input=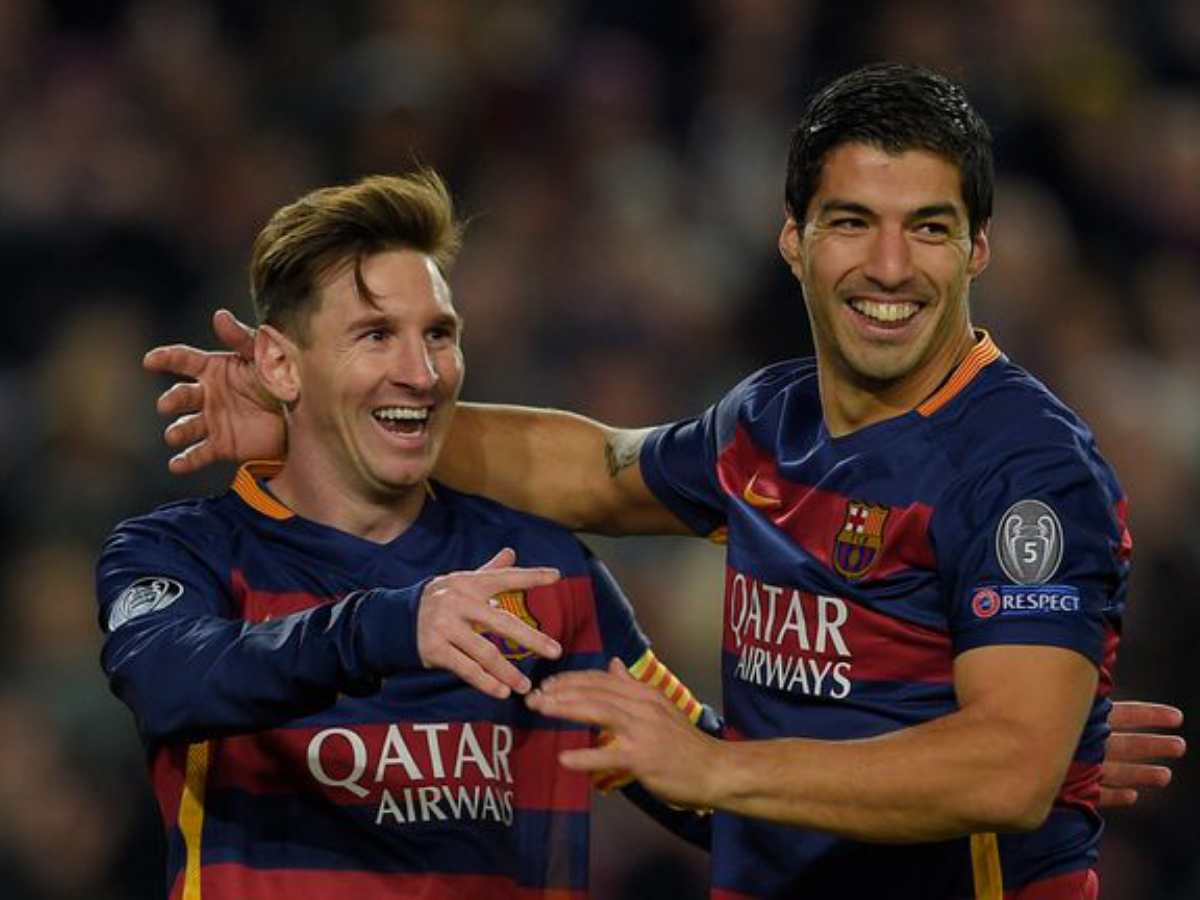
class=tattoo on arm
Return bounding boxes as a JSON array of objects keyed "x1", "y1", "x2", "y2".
[{"x1": 605, "y1": 429, "x2": 649, "y2": 478}]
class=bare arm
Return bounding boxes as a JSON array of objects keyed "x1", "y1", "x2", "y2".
[
  {"x1": 435, "y1": 402, "x2": 691, "y2": 537},
  {"x1": 529, "y1": 644, "x2": 1097, "y2": 841}
]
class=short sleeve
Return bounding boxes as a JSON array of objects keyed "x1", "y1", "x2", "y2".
[
  {"x1": 639, "y1": 371, "x2": 768, "y2": 537},
  {"x1": 935, "y1": 444, "x2": 1127, "y2": 667}
]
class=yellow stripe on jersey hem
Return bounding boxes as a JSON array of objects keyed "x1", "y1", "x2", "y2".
[
  {"x1": 180, "y1": 741, "x2": 211, "y2": 900},
  {"x1": 970, "y1": 832, "x2": 1003, "y2": 900}
]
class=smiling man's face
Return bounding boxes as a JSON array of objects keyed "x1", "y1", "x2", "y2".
[
  {"x1": 780, "y1": 142, "x2": 990, "y2": 395},
  {"x1": 289, "y1": 248, "x2": 464, "y2": 500}
]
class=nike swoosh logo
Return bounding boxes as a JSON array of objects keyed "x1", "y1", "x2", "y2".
[{"x1": 743, "y1": 472, "x2": 782, "y2": 509}]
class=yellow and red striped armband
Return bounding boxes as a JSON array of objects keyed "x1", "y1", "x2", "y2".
[{"x1": 592, "y1": 649, "x2": 704, "y2": 793}]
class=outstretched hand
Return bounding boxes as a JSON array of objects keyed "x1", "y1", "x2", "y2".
[
  {"x1": 418, "y1": 548, "x2": 563, "y2": 699},
  {"x1": 144, "y1": 309, "x2": 286, "y2": 473},
  {"x1": 527, "y1": 657, "x2": 721, "y2": 810},
  {"x1": 1100, "y1": 701, "x2": 1186, "y2": 808}
]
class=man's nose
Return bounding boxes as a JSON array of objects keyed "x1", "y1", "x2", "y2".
[
  {"x1": 388, "y1": 335, "x2": 438, "y2": 390},
  {"x1": 861, "y1": 224, "x2": 915, "y2": 290}
]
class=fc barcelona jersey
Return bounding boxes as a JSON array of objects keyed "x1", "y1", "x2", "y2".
[
  {"x1": 97, "y1": 464, "x2": 689, "y2": 900},
  {"x1": 640, "y1": 334, "x2": 1127, "y2": 899}
]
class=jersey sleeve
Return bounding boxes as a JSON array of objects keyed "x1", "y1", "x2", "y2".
[
  {"x1": 934, "y1": 443, "x2": 1127, "y2": 668},
  {"x1": 97, "y1": 516, "x2": 428, "y2": 745},
  {"x1": 639, "y1": 373, "x2": 759, "y2": 538}
]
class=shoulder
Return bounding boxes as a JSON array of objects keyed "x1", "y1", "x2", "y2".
[
  {"x1": 723, "y1": 358, "x2": 818, "y2": 415},
  {"x1": 706, "y1": 358, "x2": 820, "y2": 449},
  {"x1": 934, "y1": 358, "x2": 1120, "y2": 492},
  {"x1": 929, "y1": 360, "x2": 1126, "y2": 542},
  {"x1": 101, "y1": 494, "x2": 239, "y2": 562},
  {"x1": 431, "y1": 485, "x2": 592, "y2": 575}
]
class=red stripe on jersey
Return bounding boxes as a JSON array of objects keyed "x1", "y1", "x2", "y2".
[
  {"x1": 1005, "y1": 868, "x2": 1098, "y2": 899},
  {"x1": 526, "y1": 577, "x2": 602, "y2": 655},
  {"x1": 711, "y1": 890, "x2": 759, "y2": 900},
  {"x1": 230, "y1": 570, "x2": 335, "y2": 621},
  {"x1": 1056, "y1": 760, "x2": 1100, "y2": 813},
  {"x1": 722, "y1": 567, "x2": 953, "y2": 683},
  {"x1": 200, "y1": 864, "x2": 585, "y2": 899},
  {"x1": 206, "y1": 723, "x2": 592, "y2": 812},
  {"x1": 150, "y1": 743, "x2": 189, "y2": 828},
  {"x1": 512, "y1": 728, "x2": 593, "y2": 812},
  {"x1": 229, "y1": 573, "x2": 600, "y2": 654},
  {"x1": 1097, "y1": 626, "x2": 1119, "y2": 698},
  {"x1": 717, "y1": 425, "x2": 936, "y2": 581},
  {"x1": 1113, "y1": 498, "x2": 1132, "y2": 564}
]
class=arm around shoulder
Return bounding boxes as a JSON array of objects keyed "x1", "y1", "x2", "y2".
[{"x1": 435, "y1": 402, "x2": 690, "y2": 536}]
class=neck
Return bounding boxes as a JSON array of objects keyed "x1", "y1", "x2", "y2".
[
  {"x1": 819, "y1": 323, "x2": 977, "y2": 437},
  {"x1": 267, "y1": 446, "x2": 427, "y2": 544}
]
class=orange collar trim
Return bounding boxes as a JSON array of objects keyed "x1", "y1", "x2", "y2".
[
  {"x1": 231, "y1": 460, "x2": 438, "y2": 521},
  {"x1": 232, "y1": 460, "x2": 293, "y2": 521},
  {"x1": 916, "y1": 331, "x2": 1003, "y2": 418}
]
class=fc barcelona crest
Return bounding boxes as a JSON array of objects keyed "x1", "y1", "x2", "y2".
[
  {"x1": 483, "y1": 590, "x2": 540, "y2": 660},
  {"x1": 833, "y1": 501, "x2": 891, "y2": 580}
]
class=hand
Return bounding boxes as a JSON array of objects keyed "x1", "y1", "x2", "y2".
[
  {"x1": 1100, "y1": 701, "x2": 1186, "y2": 808},
  {"x1": 144, "y1": 309, "x2": 286, "y2": 474},
  {"x1": 526, "y1": 657, "x2": 721, "y2": 810},
  {"x1": 418, "y1": 548, "x2": 563, "y2": 699}
]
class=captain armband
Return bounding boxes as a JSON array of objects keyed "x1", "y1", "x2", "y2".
[{"x1": 592, "y1": 649, "x2": 706, "y2": 793}]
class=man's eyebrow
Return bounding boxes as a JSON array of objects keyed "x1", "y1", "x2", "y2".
[
  {"x1": 345, "y1": 311, "x2": 394, "y2": 332},
  {"x1": 817, "y1": 200, "x2": 875, "y2": 218},
  {"x1": 910, "y1": 203, "x2": 961, "y2": 220}
]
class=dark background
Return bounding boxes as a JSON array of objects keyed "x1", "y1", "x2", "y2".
[{"x1": 0, "y1": 1, "x2": 1195, "y2": 897}]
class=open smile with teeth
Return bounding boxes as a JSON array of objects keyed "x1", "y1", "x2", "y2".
[
  {"x1": 372, "y1": 406, "x2": 431, "y2": 435},
  {"x1": 848, "y1": 298, "x2": 921, "y2": 324}
]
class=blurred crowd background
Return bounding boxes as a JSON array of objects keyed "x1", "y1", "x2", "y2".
[{"x1": 0, "y1": 1, "x2": 1196, "y2": 897}]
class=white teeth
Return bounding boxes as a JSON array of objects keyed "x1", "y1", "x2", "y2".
[
  {"x1": 850, "y1": 299, "x2": 919, "y2": 323},
  {"x1": 373, "y1": 407, "x2": 429, "y2": 421}
]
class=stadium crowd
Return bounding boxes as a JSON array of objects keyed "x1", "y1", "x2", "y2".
[{"x1": 0, "y1": 1, "x2": 1195, "y2": 897}]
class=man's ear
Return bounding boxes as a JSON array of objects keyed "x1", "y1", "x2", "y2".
[
  {"x1": 255, "y1": 324, "x2": 301, "y2": 406},
  {"x1": 778, "y1": 216, "x2": 805, "y2": 281},
  {"x1": 967, "y1": 220, "x2": 991, "y2": 280}
]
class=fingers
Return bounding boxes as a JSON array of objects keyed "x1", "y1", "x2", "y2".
[
  {"x1": 558, "y1": 745, "x2": 624, "y2": 773},
  {"x1": 213, "y1": 308, "x2": 257, "y2": 359},
  {"x1": 435, "y1": 642, "x2": 516, "y2": 700},
  {"x1": 167, "y1": 440, "x2": 218, "y2": 476},
  {"x1": 1100, "y1": 761, "x2": 1173, "y2": 791},
  {"x1": 526, "y1": 684, "x2": 635, "y2": 730},
  {"x1": 471, "y1": 565, "x2": 562, "y2": 596},
  {"x1": 477, "y1": 547, "x2": 517, "y2": 572},
  {"x1": 1109, "y1": 701, "x2": 1184, "y2": 730},
  {"x1": 157, "y1": 382, "x2": 205, "y2": 418},
  {"x1": 164, "y1": 413, "x2": 208, "y2": 450},
  {"x1": 474, "y1": 603, "x2": 562, "y2": 661},
  {"x1": 1106, "y1": 731, "x2": 1187, "y2": 764},
  {"x1": 431, "y1": 626, "x2": 532, "y2": 697},
  {"x1": 143, "y1": 344, "x2": 209, "y2": 378},
  {"x1": 1098, "y1": 787, "x2": 1139, "y2": 809}
]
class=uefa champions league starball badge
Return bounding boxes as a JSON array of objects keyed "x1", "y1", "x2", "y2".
[{"x1": 995, "y1": 499, "x2": 1063, "y2": 585}]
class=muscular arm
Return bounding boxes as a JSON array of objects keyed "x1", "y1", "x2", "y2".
[
  {"x1": 531, "y1": 644, "x2": 1098, "y2": 842},
  {"x1": 436, "y1": 403, "x2": 689, "y2": 536}
]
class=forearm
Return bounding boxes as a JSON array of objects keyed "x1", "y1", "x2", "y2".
[
  {"x1": 707, "y1": 708, "x2": 1068, "y2": 842},
  {"x1": 438, "y1": 403, "x2": 684, "y2": 535},
  {"x1": 103, "y1": 586, "x2": 423, "y2": 744}
]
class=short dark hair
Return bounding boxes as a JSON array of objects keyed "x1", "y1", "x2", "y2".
[
  {"x1": 785, "y1": 63, "x2": 994, "y2": 238},
  {"x1": 250, "y1": 170, "x2": 463, "y2": 343}
]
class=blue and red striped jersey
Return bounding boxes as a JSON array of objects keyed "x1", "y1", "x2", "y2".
[
  {"x1": 640, "y1": 333, "x2": 1127, "y2": 899},
  {"x1": 96, "y1": 463, "x2": 689, "y2": 900}
]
